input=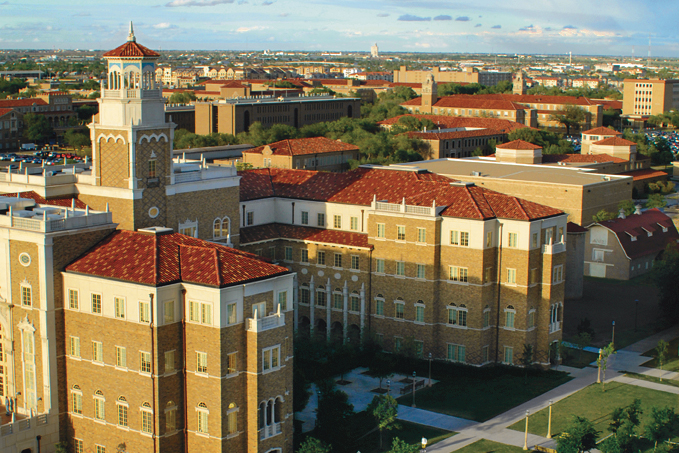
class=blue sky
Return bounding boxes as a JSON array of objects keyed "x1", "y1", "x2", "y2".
[{"x1": 2, "y1": 0, "x2": 679, "y2": 56}]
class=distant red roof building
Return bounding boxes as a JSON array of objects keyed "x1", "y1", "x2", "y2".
[
  {"x1": 496, "y1": 140, "x2": 542, "y2": 150},
  {"x1": 244, "y1": 137, "x2": 359, "y2": 157},
  {"x1": 582, "y1": 127, "x2": 622, "y2": 136},
  {"x1": 592, "y1": 136, "x2": 637, "y2": 146},
  {"x1": 378, "y1": 114, "x2": 527, "y2": 133}
]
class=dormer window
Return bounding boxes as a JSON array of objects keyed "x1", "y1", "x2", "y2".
[
  {"x1": 642, "y1": 227, "x2": 652, "y2": 237},
  {"x1": 658, "y1": 223, "x2": 668, "y2": 233}
]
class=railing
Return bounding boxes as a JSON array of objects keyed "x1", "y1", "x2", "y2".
[
  {"x1": 549, "y1": 321, "x2": 561, "y2": 333},
  {"x1": 542, "y1": 242, "x2": 566, "y2": 255},
  {"x1": 6, "y1": 212, "x2": 112, "y2": 232},
  {"x1": 246, "y1": 312, "x2": 285, "y2": 333},
  {"x1": 405, "y1": 205, "x2": 431, "y2": 215},
  {"x1": 1, "y1": 413, "x2": 51, "y2": 438},
  {"x1": 259, "y1": 422, "x2": 282, "y2": 440},
  {"x1": 175, "y1": 171, "x2": 202, "y2": 183},
  {"x1": 375, "y1": 202, "x2": 401, "y2": 212}
]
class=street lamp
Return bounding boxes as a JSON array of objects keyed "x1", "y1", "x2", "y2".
[
  {"x1": 597, "y1": 348, "x2": 603, "y2": 383},
  {"x1": 547, "y1": 400, "x2": 553, "y2": 439},
  {"x1": 386, "y1": 379, "x2": 391, "y2": 395},
  {"x1": 428, "y1": 353, "x2": 433, "y2": 387},
  {"x1": 421, "y1": 437, "x2": 428, "y2": 453},
  {"x1": 412, "y1": 371, "x2": 417, "y2": 408},
  {"x1": 523, "y1": 410, "x2": 530, "y2": 450},
  {"x1": 611, "y1": 320, "x2": 616, "y2": 347}
]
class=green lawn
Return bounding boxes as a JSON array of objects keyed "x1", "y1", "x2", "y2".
[
  {"x1": 397, "y1": 371, "x2": 571, "y2": 422},
  {"x1": 641, "y1": 337, "x2": 679, "y2": 372},
  {"x1": 624, "y1": 371, "x2": 679, "y2": 388},
  {"x1": 452, "y1": 439, "x2": 529, "y2": 453},
  {"x1": 508, "y1": 382, "x2": 679, "y2": 440}
]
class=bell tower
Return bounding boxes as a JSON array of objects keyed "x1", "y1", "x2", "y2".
[
  {"x1": 83, "y1": 22, "x2": 175, "y2": 231},
  {"x1": 421, "y1": 72, "x2": 437, "y2": 113},
  {"x1": 513, "y1": 70, "x2": 527, "y2": 95}
]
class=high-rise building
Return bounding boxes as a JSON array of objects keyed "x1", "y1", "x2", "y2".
[{"x1": 370, "y1": 43, "x2": 379, "y2": 58}]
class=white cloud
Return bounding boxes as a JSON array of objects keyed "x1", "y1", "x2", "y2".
[
  {"x1": 166, "y1": 0, "x2": 233, "y2": 6},
  {"x1": 153, "y1": 22, "x2": 176, "y2": 29},
  {"x1": 235, "y1": 26, "x2": 267, "y2": 33}
]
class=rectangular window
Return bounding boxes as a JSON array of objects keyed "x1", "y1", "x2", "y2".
[
  {"x1": 95, "y1": 446, "x2": 105, "y2": 453},
  {"x1": 530, "y1": 268, "x2": 538, "y2": 285},
  {"x1": 397, "y1": 225, "x2": 406, "y2": 241},
  {"x1": 333, "y1": 253, "x2": 342, "y2": 268},
  {"x1": 350, "y1": 216, "x2": 358, "y2": 231},
  {"x1": 94, "y1": 398, "x2": 105, "y2": 421},
  {"x1": 377, "y1": 223, "x2": 385, "y2": 238},
  {"x1": 532, "y1": 232, "x2": 539, "y2": 248},
  {"x1": 301, "y1": 249, "x2": 309, "y2": 263},
  {"x1": 21, "y1": 286, "x2": 31, "y2": 307},
  {"x1": 75, "y1": 440, "x2": 84, "y2": 453},
  {"x1": 317, "y1": 251, "x2": 326, "y2": 265},
  {"x1": 396, "y1": 261, "x2": 405, "y2": 276},
  {"x1": 395, "y1": 303, "x2": 404, "y2": 319},
  {"x1": 227, "y1": 352, "x2": 237, "y2": 375},
  {"x1": 140, "y1": 351, "x2": 152, "y2": 373},
  {"x1": 198, "y1": 411, "x2": 209, "y2": 434},
  {"x1": 277, "y1": 291, "x2": 287, "y2": 311},
  {"x1": 253, "y1": 302, "x2": 266, "y2": 318},
  {"x1": 350, "y1": 295, "x2": 360, "y2": 312},
  {"x1": 263, "y1": 346, "x2": 280, "y2": 372},
  {"x1": 69, "y1": 289, "x2": 79, "y2": 310},
  {"x1": 92, "y1": 341, "x2": 103, "y2": 363},
  {"x1": 333, "y1": 292, "x2": 342, "y2": 309},
  {"x1": 166, "y1": 408, "x2": 177, "y2": 432},
  {"x1": 506, "y1": 310, "x2": 515, "y2": 329},
  {"x1": 483, "y1": 309, "x2": 490, "y2": 328},
  {"x1": 148, "y1": 159, "x2": 157, "y2": 178},
  {"x1": 376, "y1": 258, "x2": 385, "y2": 273},
  {"x1": 139, "y1": 301, "x2": 150, "y2": 323},
  {"x1": 458, "y1": 309, "x2": 467, "y2": 327},
  {"x1": 115, "y1": 346, "x2": 126, "y2": 368},
  {"x1": 70, "y1": 336, "x2": 80, "y2": 357},
  {"x1": 300, "y1": 287, "x2": 310, "y2": 304},
  {"x1": 528, "y1": 310, "x2": 536, "y2": 329},
  {"x1": 316, "y1": 290, "x2": 326, "y2": 307},
  {"x1": 334, "y1": 215, "x2": 342, "y2": 229},
  {"x1": 460, "y1": 231, "x2": 469, "y2": 247},
  {"x1": 317, "y1": 213, "x2": 325, "y2": 227},
  {"x1": 375, "y1": 299, "x2": 384, "y2": 316},
  {"x1": 552, "y1": 265, "x2": 564, "y2": 284},
  {"x1": 246, "y1": 211, "x2": 254, "y2": 226},
  {"x1": 228, "y1": 411, "x2": 237, "y2": 435},
  {"x1": 351, "y1": 255, "x2": 359, "y2": 270},
  {"x1": 449, "y1": 266, "x2": 468, "y2": 282},
  {"x1": 164, "y1": 300, "x2": 174, "y2": 324},
  {"x1": 417, "y1": 264, "x2": 426, "y2": 279},
  {"x1": 91, "y1": 294, "x2": 101, "y2": 314},
  {"x1": 450, "y1": 230, "x2": 459, "y2": 245},
  {"x1": 72, "y1": 393, "x2": 83, "y2": 414},
  {"x1": 201, "y1": 303, "x2": 212, "y2": 325},
  {"x1": 504, "y1": 346, "x2": 514, "y2": 364},
  {"x1": 115, "y1": 297, "x2": 125, "y2": 319},
  {"x1": 415, "y1": 305, "x2": 424, "y2": 323},
  {"x1": 417, "y1": 228, "x2": 426, "y2": 243},
  {"x1": 165, "y1": 350, "x2": 175, "y2": 373},
  {"x1": 284, "y1": 246, "x2": 293, "y2": 261},
  {"x1": 118, "y1": 404, "x2": 128, "y2": 427},
  {"x1": 482, "y1": 345, "x2": 489, "y2": 363},
  {"x1": 301, "y1": 211, "x2": 309, "y2": 225},
  {"x1": 269, "y1": 246, "x2": 276, "y2": 260},
  {"x1": 196, "y1": 352, "x2": 207, "y2": 374},
  {"x1": 142, "y1": 410, "x2": 153, "y2": 434},
  {"x1": 508, "y1": 232, "x2": 518, "y2": 248},
  {"x1": 485, "y1": 267, "x2": 493, "y2": 283},
  {"x1": 507, "y1": 268, "x2": 516, "y2": 284},
  {"x1": 447, "y1": 344, "x2": 466, "y2": 363},
  {"x1": 394, "y1": 337, "x2": 402, "y2": 352},
  {"x1": 486, "y1": 231, "x2": 492, "y2": 247},
  {"x1": 227, "y1": 303, "x2": 237, "y2": 324}
]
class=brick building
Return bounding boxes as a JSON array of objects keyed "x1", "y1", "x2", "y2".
[{"x1": 242, "y1": 137, "x2": 360, "y2": 171}]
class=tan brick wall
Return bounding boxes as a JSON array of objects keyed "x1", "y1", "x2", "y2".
[{"x1": 96, "y1": 129, "x2": 130, "y2": 189}]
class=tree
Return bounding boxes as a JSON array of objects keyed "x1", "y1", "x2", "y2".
[
  {"x1": 368, "y1": 352, "x2": 394, "y2": 391},
  {"x1": 549, "y1": 105, "x2": 587, "y2": 136},
  {"x1": 645, "y1": 406, "x2": 678, "y2": 452},
  {"x1": 618, "y1": 200, "x2": 636, "y2": 217},
  {"x1": 315, "y1": 384, "x2": 355, "y2": 451},
  {"x1": 646, "y1": 194, "x2": 667, "y2": 209},
  {"x1": 168, "y1": 91, "x2": 196, "y2": 104},
  {"x1": 592, "y1": 209, "x2": 615, "y2": 223},
  {"x1": 520, "y1": 343, "x2": 534, "y2": 383},
  {"x1": 387, "y1": 437, "x2": 419, "y2": 453},
  {"x1": 653, "y1": 244, "x2": 679, "y2": 324},
  {"x1": 64, "y1": 129, "x2": 90, "y2": 151},
  {"x1": 600, "y1": 399, "x2": 643, "y2": 453},
  {"x1": 76, "y1": 105, "x2": 97, "y2": 122},
  {"x1": 557, "y1": 416, "x2": 600, "y2": 453},
  {"x1": 507, "y1": 128, "x2": 574, "y2": 154},
  {"x1": 654, "y1": 340, "x2": 669, "y2": 381},
  {"x1": 297, "y1": 437, "x2": 332, "y2": 453},
  {"x1": 366, "y1": 394, "x2": 399, "y2": 449},
  {"x1": 597, "y1": 342, "x2": 616, "y2": 392},
  {"x1": 22, "y1": 112, "x2": 53, "y2": 144},
  {"x1": 55, "y1": 442, "x2": 69, "y2": 453}
]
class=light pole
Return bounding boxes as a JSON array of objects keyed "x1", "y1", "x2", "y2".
[
  {"x1": 412, "y1": 371, "x2": 417, "y2": 408},
  {"x1": 523, "y1": 410, "x2": 530, "y2": 450},
  {"x1": 428, "y1": 353, "x2": 433, "y2": 387},
  {"x1": 386, "y1": 379, "x2": 391, "y2": 396},
  {"x1": 421, "y1": 437, "x2": 428, "y2": 453},
  {"x1": 611, "y1": 320, "x2": 616, "y2": 347},
  {"x1": 597, "y1": 348, "x2": 603, "y2": 383},
  {"x1": 547, "y1": 400, "x2": 553, "y2": 439}
]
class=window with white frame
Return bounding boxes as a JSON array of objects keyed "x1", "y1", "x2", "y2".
[
  {"x1": 508, "y1": 232, "x2": 518, "y2": 248},
  {"x1": 95, "y1": 445, "x2": 105, "y2": 453},
  {"x1": 94, "y1": 390, "x2": 105, "y2": 421},
  {"x1": 417, "y1": 228, "x2": 426, "y2": 243},
  {"x1": 333, "y1": 253, "x2": 342, "y2": 268},
  {"x1": 166, "y1": 402, "x2": 177, "y2": 432},
  {"x1": 350, "y1": 293, "x2": 360, "y2": 312},
  {"x1": 284, "y1": 246, "x2": 293, "y2": 261},
  {"x1": 350, "y1": 216, "x2": 358, "y2": 231},
  {"x1": 277, "y1": 291, "x2": 288, "y2": 311},
  {"x1": 197, "y1": 402, "x2": 209, "y2": 434},
  {"x1": 196, "y1": 352, "x2": 208, "y2": 374},
  {"x1": 483, "y1": 306, "x2": 490, "y2": 328},
  {"x1": 377, "y1": 223, "x2": 385, "y2": 238},
  {"x1": 396, "y1": 261, "x2": 405, "y2": 276},
  {"x1": 117, "y1": 396, "x2": 128, "y2": 427},
  {"x1": 317, "y1": 250, "x2": 326, "y2": 266},
  {"x1": 504, "y1": 346, "x2": 514, "y2": 364},
  {"x1": 333, "y1": 215, "x2": 342, "y2": 229},
  {"x1": 69, "y1": 289, "x2": 79, "y2": 310},
  {"x1": 21, "y1": 284, "x2": 31, "y2": 307},
  {"x1": 70, "y1": 336, "x2": 80, "y2": 357},
  {"x1": 416, "y1": 264, "x2": 426, "y2": 279},
  {"x1": 451, "y1": 230, "x2": 469, "y2": 246},
  {"x1": 505, "y1": 306, "x2": 516, "y2": 329},
  {"x1": 262, "y1": 345, "x2": 280, "y2": 372},
  {"x1": 316, "y1": 286, "x2": 326, "y2": 307},
  {"x1": 552, "y1": 265, "x2": 564, "y2": 284},
  {"x1": 227, "y1": 352, "x2": 237, "y2": 375},
  {"x1": 397, "y1": 225, "x2": 406, "y2": 241},
  {"x1": 300, "y1": 285, "x2": 310, "y2": 305},
  {"x1": 528, "y1": 309, "x2": 536, "y2": 329},
  {"x1": 246, "y1": 212, "x2": 254, "y2": 226},
  {"x1": 376, "y1": 258, "x2": 385, "y2": 273},
  {"x1": 394, "y1": 301, "x2": 404, "y2": 319},
  {"x1": 447, "y1": 304, "x2": 468, "y2": 327},
  {"x1": 507, "y1": 268, "x2": 517, "y2": 284},
  {"x1": 486, "y1": 231, "x2": 492, "y2": 247},
  {"x1": 301, "y1": 211, "x2": 309, "y2": 225},
  {"x1": 351, "y1": 255, "x2": 359, "y2": 270},
  {"x1": 72, "y1": 386, "x2": 83, "y2": 414},
  {"x1": 115, "y1": 346, "x2": 126, "y2": 368},
  {"x1": 529, "y1": 268, "x2": 538, "y2": 286},
  {"x1": 141, "y1": 402, "x2": 153, "y2": 434},
  {"x1": 227, "y1": 403, "x2": 238, "y2": 435},
  {"x1": 549, "y1": 303, "x2": 561, "y2": 332},
  {"x1": 317, "y1": 213, "x2": 325, "y2": 227},
  {"x1": 415, "y1": 302, "x2": 425, "y2": 323},
  {"x1": 213, "y1": 216, "x2": 231, "y2": 241},
  {"x1": 447, "y1": 344, "x2": 466, "y2": 363},
  {"x1": 593, "y1": 249, "x2": 605, "y2": 262},
  {"x1": 227, "y1": 303, "x2": 237, "y2": 324},
  {"x1": 92, "y1": 293, "x2": 102, "y2": 314},
  {"x1": 179, "y1": 219, "x2": 198, "y2": 237},
  {"x1": 332, "y1": 290, "x2": 342, "y2": 309},
  {"x1": 189, "y1": 301, "x2": 212, "y2": 325},
  {"x1": 301, "y1": 249, "x2": 309, "y2": 263},
  {"x1": 92, "y1": 341, "x2": 103, "y2": 363},
  {"x1": 449, "y1": 266, "x2": 468, "y2": 283},
  {"x1": 590, "y1": 228, "x2": 607, "y2": 245},
  {"x1": 74, "y1": 439, "x2": 83, "y2": 453},
  {"x1": 115, "y1": 297, "x2": 125, "y2": 319},
  {"x1": 165, "y1": 350, "x2": 175, "y2": 373},
  {"x1": 375, "y1": 296, "x2": 384, "y2": 316},
  {"x1": 164, "y1": 300, "x2": 174, "y2": 324},
  {"x1": 140, "y1": 351, "x2": 152, "y2": 374},
  {"x1": 139, "y1": 301, "x2": 150, "y2": 323}
]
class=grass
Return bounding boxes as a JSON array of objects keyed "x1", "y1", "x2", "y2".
[
  {"x1": 397, "y1": 370, "x2": 572, "y2": 422},
  {"x1": 453, "y1": 439, "x2": 530, "y2": 453},
  {"x1": 561, "y1": 349, "x2": 599, "y2": 369},
  {"x1": 641, "y1": 337, "x2": 679, "y2": 372},
  {"x1": 507, "y1": 382, "x2": 679, "y2": 441},
  {"x1": 624, "y1": 371, "x2": 679, "y2": 388}
]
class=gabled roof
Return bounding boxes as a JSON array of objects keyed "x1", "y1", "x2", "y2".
[
  {"x1": 542, "y1": 154, "x2": 627, "y2": 164},
  {"x1": 405, "y1": 128, "x2": 504, "y2": 140},
  {"x1": 241, "y1": 223, "x2": 372, "y2": 249},
  {"x1": 0, "y1": 108, "x2": 16, "y2": 117},
  {"x1": 244, "y1": 137, "x2": 359, "y2": 157},
  {"x1": 588, "y1": 208, "x2": 679, "y2": 259},
  {"x1": 496, "y1": 140, "x2": 542, "y2": 150},
  {"x1": 592, "y1": 136, "x2": 637, "y2": 147},
  {"x1": 239, "y1": 167, "x2": 563, "y2": 221},
  {"x1": 567, "y1": 221, "x2": 588, "y2": 233},
  {"x1": 402, "y1": 96, "x2": 527, "y2": 111},
  {"x1": 66, "y1": 230, "x2": 289, "y2": 287},
  {"x1": 103, "y1": 41, "x2": 160, "y2": 58},
  {"x1": 582, "y1": 127, "x2": 622, "y2": 136},
  {"x1": 378, "y1": 114, "x2": 527, "y2": 133},
  {"x1": 0, "y1": 98, "x2": 47, "y2": 108},
  {"x1": 618, "y1": 169, "x2": 668, "y2": 181}
]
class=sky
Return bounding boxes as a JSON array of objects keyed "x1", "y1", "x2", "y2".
[{"x1": 2, "y1": 0, "x2": 679, "y2": 57}]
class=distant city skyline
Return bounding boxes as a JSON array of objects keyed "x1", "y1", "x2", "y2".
[{"x1": 2, "y1": 0, "x2": 679, "y2": 57}]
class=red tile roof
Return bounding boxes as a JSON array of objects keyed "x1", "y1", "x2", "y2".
[
  {"x1": 2, "y1": 191, "x2": 88, "y2": 209},
  {"x1": 542, "y1": 153, "x2": 628, "y2": 164},
  {"x1": 618, "y1": 169, "x2": 668, "y2": 181},
  {"x1": 590, "y1": 209, "x2": 679, "y2": 259},
  {"x1": 239, "y1": 167, "x2": 563, "y2": 221},
  {"x1": 241, "y1": 223, "x2": 373, "y2": 249},
  {"x1": 582, "y1": 127, "x2": 622, "y2": 136},
  {"x1": 378, "y1": 114, "x2": 527, "y2": 133},
  {"x1": 567, "y1": 221, "x2": 588, "y2": 233},
  {"x1": 103, "y1": 41, "x2": 160, "y2": 58},
  {"x1": 244, "y1": 137, "x2": 359, "y2": 157},
  {"x1": 406, "y1": 129, "x2": 504, "y2": 140},
  {"x1": 496, "y1": 140, "x2": 542, "y2": 150},
  {"x1": 66, "y1": 230, "x2": 289, "y2": 287},
  {"x1": 0, "y1": 108, "x2": 15, "y2": 117},
  {"x1": 471, "y1": 93, "x2": 600, "y2": 107},
  {"x1": 402, "y1": 96, "x2": 526, "y2": 111},
  {"x1": 592, "y1": 136, "x2": 637, "y2": 146},
  {"x1": 0, "y1": 98, "x2": 47, "y2": 108}
]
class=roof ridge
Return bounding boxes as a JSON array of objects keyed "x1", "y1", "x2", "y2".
[{"x1": 465, "y1": 186, "x2": 485, "y2": 219}]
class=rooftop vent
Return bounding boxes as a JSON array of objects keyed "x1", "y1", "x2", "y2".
[
  {"x1": 471, "y1": 171, "x2": 481, "y2": 177},
  {"x1": 138, "y1": 227, "x2": 174, "y2": 235},
  {"x1": 451, "y1": 181, "x2": 475, "y2": 187}
]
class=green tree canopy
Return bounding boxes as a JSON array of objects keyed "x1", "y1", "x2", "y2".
[
  {"x1": 297, "y1": 437, "x2": 332, "y2": 453},
  {"x1": 644, "y1": 406, "x2": 678, "y2": 452},
  {"x1": 366, "y1": 394, "x2": 399, "y2": 449},
  {"x1": 549, "y1": 104, "x2": 587, "y2": 136},
  {"x1": 22, "y1": 112, "x2": 53, "y2": 144},
  {"x1": 64, "y1": 128, "x2": 90, "y2": 150},
  {"x1": 557, "y1": 416, "x2": 600, "y2": 453},
  {"x1": 646, "y1": 194, "x2": 667, "y2": 209},
  {"x1": 653, "y1": 244, "x2": 679, "y2": 324},
  {"x1": 507, "y1": 128, "x2": 574, "y2": 154},
  {"x1": 168, "y1": 91, "x2": 197, "y2": 104}
]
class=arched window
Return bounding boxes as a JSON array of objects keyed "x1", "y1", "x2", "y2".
[
  {"x1": 166, "y1": 401, "x2": 177, "y2": 432},
  {"x1": 316, "y1": 285, "x2": 326, "y2": 307},
  {"x1": 333, "y1": 288, "x2": 342, "y2": 309},
  {"x1": 350, "y1": 291, "x2": 360, "y2": 312},
  {"x1": 117, "y1": 396, "x2": 128, "y2": 427},
  {"x1": 227, "y1": 402, "x2": 238, "y2": 435},
  {"x1": 505, "y1": 305, "x2": 516, "y2": 329},
  {"x1": 117, "y1": 396, "x2": 127, "y2": 403},
  {"x1": 141, "y1": 402, "x2": 153, "y2": 434},
  {"x1": 197, "y1": 402, "x2": 209, "y2": 434}
]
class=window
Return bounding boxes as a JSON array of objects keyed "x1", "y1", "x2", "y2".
[
  {"x1": 284, "y1": 246, "x2": 292, "y2": 261},
  {"x1": 396, "y1": 261, "x2": 405, "y2": 276},
  {"x1": 504, "y1": 346, "x2": 514, "y2": 364},
  {"x1": 301, "y1": 211, "x2": 309, "y2": 225},
  {"x1": 301, "y1": 249, "x2": 309, "y2": 263},
  {"x1": 334, "y1": 215, "x2": 342, "y2": 229},
  {"x1": 164, "y1": 300, "x2": 174, "y2": 324},
  {"x1": 505, "y1": 306, "x2": 516, "y2": 329},
  {"x1": 75, "y1": 440, "x2": 83, "y2": 453},
  {"x1": 450, "y1": 230, "x2": 469, "y2": 246},
  {"x1": 94, "y1": 393, "x2": 105, "y2": 420},
  {"x1": 483, "y1": 307, "x2": 490, "y2": 328},
  {"x1": 163, "y1": 350, "x2": 175, "y2": 373},
  {"x1": 532, "y1": 232, "x2": 539, "y2": 248},
  {"x1": 334, "y1": 253, "x2": 342, "y2": 268},
  {"x1": 552, "y1": 265, "x2": 564, "y2": 284},
  {"x1": 530, "y1": 268, "x2": 538, "y2": 285},
  {"x1": 394, "y1": 337, "x2": 402, "y2": 352},
  {"x1": 300, "y1": 286, "x2": 310, "y2": 304},
  {"x1": 460, "y1": 231, "x2": 469, "y2": 246},
  {"x1": 417, "y1": 228, "x2": 426, "y2": 243},
  {"x1": 377, "y1": 223, "x2": 385, "y2": 238},
  {"x1": 447, "y1": 344, "x2": 466, "y2": 363},
  {"x1": 227, "y1": 405, "x2": 238, "y2": 435},
  {"x1": 139, "y1": 301, "x2": 150, "y2": 323},
  {"x1": 376, "y1": 258, "x2": 385, "y2": 273},
  {"x1": 316, "y1": 287, "x2": 326, "y2": 307},
  {"x1": 166, "y1": 404, "x2": 177, "y2": 432},
  {"x1": 197, "y1": 405, "x2": 209, "y2": 434},
  {"x1": 395, "y1": 302, "x2": 404, "y2": 319},
  {"x1": 92, "y1": 294, "x2": 102, "y2": 314},
  {"x1": 141, "y1": 407, "x2": 153, "y2": 434},
  {"x1": 95, "y1": 446, "x2": 106, "y2": 453},
  {"x1": 351, "y1": 255, "x2": 359, "y2": 270},
  {"x1": 227, "y1": 303, "x2": 237, "y2": 324},
  {"x1": 416, "y1": 264, "x2": 426, "y2": 279},
  {"x1": 482, "y1": 345, "x2": 489, "y2": 363},
  {"x1": 140, "y1": 351, "x2": 152, "y2": 373},
  {"x1": 415, "y1": 305, "x2": 424, "y2": 323},
  {"x1": 21, "y1": 285, "x2": 31, "y2": 307},
  {"x1": 317, "y1": 213, "x2": 325, "y2": 227},
  {"x1": 528, "y1": 309, "x2": 536, "y2": 329},
  {"x1": 117, "y1": 400, "x2": 128, "y2": 427},
  {"x1": 268, "y1": 247, "x2": 276, "y2": 260},
  {"x1": 189, "y1": 301, "x2": 212, "y2": 325},
  {"x1": 415, "y1": 340, "x2": 424, "y2": 357},
  {"x1": 447, "y1": 305, "x2": 467, "y2": 326},
  {"x1": 375, "y1": 298, "x2": 384, "y2": 316},
  {"x1": 449, "y1": 266, "x2": 468, "y2": 283},
  {"x1": 227, "y1": 352, "x2": 237, "y2": 375},
  {"x1": 593, "y1": 249, "x2": 605, "y2": 262},
  {"x1": 69, "y1": 289, "x2": 79, "y2": 310},
  {"x1": 350, "y1": 294, "x2": 360, "y2": 312},
  {"x1": 317, "y1": 251, "x2": 326, "y2": 265},
  {"x1": 350, "y1": 216, "x2": 358, "y2": 231},
  {"x1": 148, "y1": 159, "x2": 157, "y2": 178},
  {"x1": 263, "y1": 346, "x2": 280, "y2": 372},
  {"x1": 486, "y1": 231, "x2": 492, "y2": 247},
  {"x1": 277, "y1": 291, "x2": 287, "y2": 311},
  {"x1": 507, "y1": 268, "x2": 517, "y2": 284},
  {"x1": 115, "y1": 297, "x2": 125, "y2": 319},
  {"x1": 196, "y1": 352, "x2": 208, "y2": 374},
  {"x1": 115, "y1": 346, "x2": 126, "y2": 368},
  {"x1": 397, "y1": 225, "x2": 406, "y2": 241},
  {"x1": 70, "y1": 336, "x2": 80, "y2": 357},
  {"x1": 72, "y1": 391, "x2": 82, "y2": 415},
  {"x1": 246, "y1": 211, "x2": 254, "y2": 226},
  {"x1": 92, "y1": 341, "x2": 103, "y2": 363},
  {"x1": 179, "y1": 220, "x2": 198, "y2": 237},
  {"x1": 333, "y1": 291, "x2": 342, "y2": 309},
  {"x1": 508, "y1": 232, "x2": 518, "y2": 248}
]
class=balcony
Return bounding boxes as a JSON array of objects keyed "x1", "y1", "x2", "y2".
[
  {"x1": 247, "y1": 311, "x2": 285, "y2": 333},
  {"x1": 371, "y1": 195, "x2": 441, "y2": 217},
  {"x1": 542, "y1": 242, "x2": 566, "y2": 255},
  {"x1": 259, "y1": 422, "x2": 282, "y2": 440}
]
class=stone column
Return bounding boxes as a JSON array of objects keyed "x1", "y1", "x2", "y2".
[
  {"x1": 360, "y1": 283, "x2": 366, "y2": 343},
  {"x1": 309, "y1": 276, "x2": 315, "y2": 335},
  {"x1": 342, "y1": 281, "x2": 348, "y2": 343},
  {"x1": 326, "y1": 277, "x2": 331, "y2": 343},
  {"x1": 293, "y1": 274, "x2": 299, "y2": 330}
]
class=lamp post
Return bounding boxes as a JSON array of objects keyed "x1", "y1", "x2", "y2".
[
  {"x1": 547, "y1": 400, "x2": 553, "y2": 439},
  {"x1": 597, "y1": 348, "x2": 603, "y2": 383},
  {"x1": 611, "y1": 320, "x2": 616, "y2": 347},
  {"x1": 428, "y1": 353, "x2": 433, "y2": 387},
  {"x1": 421, "y1": 437, "x2": 428, "y2": 453},
  {"x1": 523, "y1": 410, "x2": 530, "y2": 450},
  {"x1": 386, "y1": 379, "x2": 391, "y2": 396},
  {"x1": 412, "y1": 371, "x2": 417, "y2": 408}
]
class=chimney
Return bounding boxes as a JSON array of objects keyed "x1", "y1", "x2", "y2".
[
  {"x1": 634, "y1": 204, "x2": 642, "y2": 215},
  {"x1": 618, "y1": 209, "x2": 626, "y2": 219}
]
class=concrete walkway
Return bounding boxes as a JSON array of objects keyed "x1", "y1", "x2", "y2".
[{"x1": 397, "y1": 406, "x2": 478, "y2": 432}]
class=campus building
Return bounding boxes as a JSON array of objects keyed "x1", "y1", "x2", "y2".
[
  {"x1": 393, "y1": 66, "x2": 512, "y2": 87},
  {"x1": 242, "y1": 137, "x2": 360, "y2": 172},
  {"x1": 622, "y1": 78, "x2": 679, "y2": 124}
]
